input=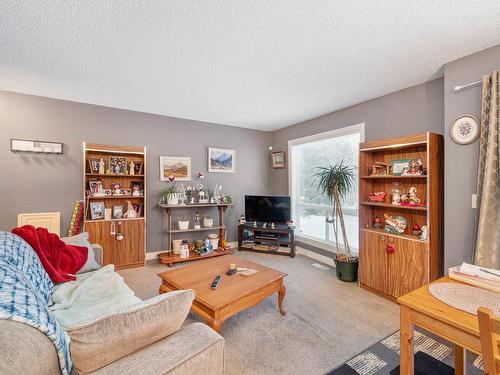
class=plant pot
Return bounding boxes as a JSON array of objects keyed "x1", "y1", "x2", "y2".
[
  {"x1": 172, "y1": 239, "x2": 183, "y2": 255},
  {"x1": 167, "y1": 194, "x2": 179, "y2": 205},
  {"x1": 334, "y1": 257, "x2": 359, "y2": 282},
  {"x1": 178, "y1": 220, "x2": 189, "y2": 230}
]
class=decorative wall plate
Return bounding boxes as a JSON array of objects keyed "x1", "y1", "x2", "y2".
[{"x1": 450, "y1": 115, "x2": 479, "y2": 145}]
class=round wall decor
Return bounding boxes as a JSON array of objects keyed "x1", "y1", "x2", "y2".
[{"x1": 450, "y1": 115, "x2": 480, "y2": 145}]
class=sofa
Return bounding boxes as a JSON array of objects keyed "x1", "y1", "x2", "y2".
[{"x1": 0, "y1": 232, "x2": 225, "y2": 375}]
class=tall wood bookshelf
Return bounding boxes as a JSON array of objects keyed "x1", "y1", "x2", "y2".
[
  {"x1": 358, "y1": 133, "x2": 443, "y2": 301},
  {"x1": 83, "y1": 143, "x2": 146, "y2": 269}
]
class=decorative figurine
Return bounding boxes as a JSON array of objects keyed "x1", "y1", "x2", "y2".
[
  {"x1": 412, "y1": 223, "x2": 423, "y2": 236},
  {"x1": 286, "y1": 219, "x2": 294, "y2": 229},
  {"x1": 373, "y1": 216, "x2": 382, "y2": 229},
  {"x1": 370, "y1": 162, "x2": 391, "y2": 176},
  {"x1": 391, "y1": 182, "x2": 401, "y2": 205},
  {"x1": 253, "y1": 221, "x2": 257, "y2": 227},
  {"x1": 129, "y1": 160, "x2": 135, "y2": 175},
  {"x1": 367, "y1": 192, "x2": 386, "y2": 203},
  {"x1": 420, "y1": 225, "x2": 428, "y2": 240},
  {"x1": 132, "y1": 184, "x2": 141, "y2": 196},
  {"x1": 197, "y1": 172, "x2": 205, "y2": 180},
  {"x1": 262, "y1": 222, "x2": 267, "y2": 228},
  {"x1": 112, "y1": 182, "x2": 122, "y2": 196},
  {"x1": 123, "y1": 201, "x2": 138, "y2": 218},
  {"x1": 400, "y1": 187, "x2": 423, "y2": 206},
  {"x1": 239, "y1": 215, "x2": 246, "y2": 225},
  {"x1": 271, "y1": 223, "x2": 275, "y2": 229},
  {"x1": 98, "y1": 158, "x2": 105, "y2": 175},
  {"x1": 194, "y1": 211, "x2": 201, "y2": 229},
  {"x1": 402, "y1": 158, "x2": 426, "y2": 176},
  {"x1": 384, "y1": 214, "x2": 407, "y2": 235}
]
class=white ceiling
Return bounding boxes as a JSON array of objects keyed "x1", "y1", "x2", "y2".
[{"x1": 2, "y1": 1, "x2": 500, "y2": 131}]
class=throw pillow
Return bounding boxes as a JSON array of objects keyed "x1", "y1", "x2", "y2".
[
  {"x1": 60, "y1": 232, "x2": 100, "y2": 274},
  {"x1": 67, "y1": 289, "x2": 195, "y2": 374}
]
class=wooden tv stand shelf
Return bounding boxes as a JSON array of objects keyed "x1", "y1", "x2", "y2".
[{"x1": 238, "y1": 224, "x2": 295, "y2": 258}]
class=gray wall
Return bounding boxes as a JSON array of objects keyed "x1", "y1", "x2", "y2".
[
  {"x1": 0, "y1": 91, "x2": 271, "y2": 252},
  {"x1": 443, "y1": 44, "x2": 500, "y2": 269},
  {"x1": 269, "y1": 78, "x2": 445, "y2": 194}
]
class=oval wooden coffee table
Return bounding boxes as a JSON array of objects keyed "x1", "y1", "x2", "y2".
[{"x1": 158, "y1": 255, "x2": 287, "y2": 332}]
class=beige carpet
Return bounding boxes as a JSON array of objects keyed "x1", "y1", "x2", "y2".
[{"x1": 118, "y1": 251, "x2": 399, "y2": 375}]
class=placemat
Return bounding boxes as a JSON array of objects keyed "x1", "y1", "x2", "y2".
[{"x1": 429, "y1": 282, "x2": 500, "y2": 315}]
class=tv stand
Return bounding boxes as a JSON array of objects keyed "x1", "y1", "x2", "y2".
[{"x1": 238, "y1": 224, "x2": 295, "y2": 258}]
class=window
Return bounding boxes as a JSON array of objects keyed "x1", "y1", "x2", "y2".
[{"x1": 288, "y1": 124, "x2": 364, "y2": 252}]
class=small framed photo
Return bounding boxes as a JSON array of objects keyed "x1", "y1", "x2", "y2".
[
  {"x1": 87, "y1": 158, "x2": 100, "y2": 173},
  {"x1": 89, "y1": 202, "x2": 105, "y2": 220},
  {"x1": 208, "y1": 147, "x2": 236, "y2": 173},
  {"x1": 391, "y1": 159, "x2": 411, "y2": 176},
  {"x1": 160, "y1": 156, "x2": 191, "y2": 181},
  {"x1": 109, "y1": 156, "x2": 128, "y2": 175},
  {"x1": 88, "y1": 180, "x2": 102, "y2": 194},
  {"x1": 130, "y1": 180, "x2": 143, "y2": 189},
  {"x1": 113, "y1": 205, "x2": 123, "y2": 219},
  {"x1": 131, "y1": 160, "x2": 143, "y2": 175},
  {"x1": 271, "y1": 151, "x2": 286, "y2": 169}
]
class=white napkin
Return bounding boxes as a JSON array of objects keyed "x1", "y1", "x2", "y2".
[{"x1": 458, "y1": 262, "x2": 500, "y2": 281}]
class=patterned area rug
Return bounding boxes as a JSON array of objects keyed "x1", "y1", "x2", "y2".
[{"x1": 327, "y1": 329, "x2": 483, "y2": 375}]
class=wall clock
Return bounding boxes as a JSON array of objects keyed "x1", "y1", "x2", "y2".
[{"x1": 450, "y1": 115, "x2": 480, "y2": 145}]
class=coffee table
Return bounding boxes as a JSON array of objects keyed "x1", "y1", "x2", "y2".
[{"x1": 158, "y1": 255, "x2": 287, "y2": 332}]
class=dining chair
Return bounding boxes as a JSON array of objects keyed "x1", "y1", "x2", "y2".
[{"x1": 478, "y1": 307, "x2": 500, "y2": 375}]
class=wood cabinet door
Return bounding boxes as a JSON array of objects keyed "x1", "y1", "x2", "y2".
[
  {"x1": 113, "y1": 219, "x2": 145, "y2": 268},
  {"x1": 386, "y1": 236, "x2": 428, "y2": 298},
  {"x1": 359, "y1": 230, "x2": 389, "y2": 294},
  {"x1": 85, "y1": 220, "x2": 115, "y2": 266}
]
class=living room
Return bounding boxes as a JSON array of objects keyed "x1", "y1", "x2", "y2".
[{"x1": 1, "y1": 2, "x2": 500, "y2": 375}]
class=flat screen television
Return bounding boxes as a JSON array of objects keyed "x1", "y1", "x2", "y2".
[{"x1": 245, "y1": 195, "x2": 291, "y2": 224}]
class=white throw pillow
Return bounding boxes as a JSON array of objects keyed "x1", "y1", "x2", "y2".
[{"x1": 61, "y1": 232, "x2": 101, "y2": 273}]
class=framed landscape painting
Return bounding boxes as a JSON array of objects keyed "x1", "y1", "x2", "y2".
[
  {"x1": 160, "y1": 156, "x2": 191, "y2": 181},
  {"x1": 208, "y1": 147, "x2": 236, "y2": 173}
]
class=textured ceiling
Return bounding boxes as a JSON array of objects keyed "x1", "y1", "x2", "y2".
[{"x1": 2, "y1": 1, "x2": 500, "y2": 131}]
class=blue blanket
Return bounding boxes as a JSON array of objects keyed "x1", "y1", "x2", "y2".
[{"x1": 0, "y1": 232, "x2": 72, "y2": 374}]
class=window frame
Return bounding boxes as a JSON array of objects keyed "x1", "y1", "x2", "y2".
[{"x1": 287, "y1": 123, "x2": 365, "y2": 252}]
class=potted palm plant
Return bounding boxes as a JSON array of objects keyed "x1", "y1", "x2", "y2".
[{"x1": 314, "y1": 160, "x2": 358, "y2": 282}]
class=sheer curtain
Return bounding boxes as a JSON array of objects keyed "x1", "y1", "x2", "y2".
[{"x1": 473, "y1": 70, "x2": 500, "y2": 269}]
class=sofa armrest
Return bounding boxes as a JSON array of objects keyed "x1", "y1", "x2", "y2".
[
  {"x1": 91, "y1": 322, "x2": 225, "y2": 375},
  {"x1": 91, "y1": 244, "x2": 103, "y2": 266}
]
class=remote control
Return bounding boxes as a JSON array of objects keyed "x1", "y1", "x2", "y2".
[
  {"x1": 226, "y1": 268, "x2": 237, "y2": 276},
  {"x1": 210, "y1": 275, "x2": 222, "y2": 289}
]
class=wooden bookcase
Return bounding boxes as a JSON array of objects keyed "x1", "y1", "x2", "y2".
[
  {"x1": 358, "y1": 133, "x2": 443, "y2": 301},
  {"x1": 83, "y1": 143, "x2": 146, "y2": 269}
]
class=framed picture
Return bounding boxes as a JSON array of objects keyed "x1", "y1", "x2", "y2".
[
  {"x1": 112, "y1": 205, "x2": 123, "y2": 219},
  {"x1": 131, "y1": 160, "x2": 143, "y2": 175},
  {"x1": 208, "y1": 147, "x2": 236, "y2": 173},
  {"x1": 271, "y1": 151, "x2": 286, "y2": 169},
  {"x1": 87, "y1": 158, "x2": 100, "y2": 173},
  {"x1": 130, "y1": 180, "x2": 143, "y2": 189},
  {"x1": 109, "y1": 156, "x2": 127, "y2": 174},
  {"x1": 160, "y1": 156, "x2": 191, "y2": 181},
  {"x1": 391, "y1": 159, "x2": 411, "y2": 176},
  {"x1": 450, "y1": 114, "x2": 480, "y2": 145},
  {"x1": 88, "y1": 180, "x2": 102, "y2": 194},
  {"x1": 89, "y1": 202, "x2": 105, "y2": 220}
]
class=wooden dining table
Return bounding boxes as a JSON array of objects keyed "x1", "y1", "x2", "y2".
[{"x1": 397, "y1": 277, "x2": 483, "y2": 375}]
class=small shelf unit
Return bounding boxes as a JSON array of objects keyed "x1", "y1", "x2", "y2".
[
  {"x1": 157, "y1": 203, "x2": 231, "y2": 267},
  {"x1": 358, "y1": 132, "x2": 443, "y2": 301},
  {"x1": 238, "y1": 224, "x2": 296, "y2": 258}
]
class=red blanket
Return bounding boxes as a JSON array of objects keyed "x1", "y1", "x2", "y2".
[{"x1": 12, "y1": 225, "x2": 88, "y2": 283}]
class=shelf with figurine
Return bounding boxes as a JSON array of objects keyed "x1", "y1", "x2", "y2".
[
  {"x1": 363, "y1": 186, "x2": 428, "y2": 211},
  {"x1": 364, "y1": 213, "x2": 428, "y2": 242}
]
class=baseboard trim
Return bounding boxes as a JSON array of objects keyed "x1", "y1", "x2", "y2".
[{"x1": 145, "y1": 241, "x2": 238, "y2": 260}]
